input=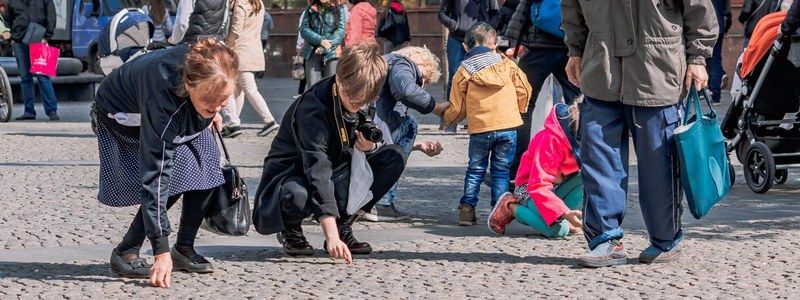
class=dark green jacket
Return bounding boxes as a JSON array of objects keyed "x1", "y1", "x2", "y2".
[
  {"x1": 562, "y1": 0, "x2": 718, "y2": 106},
  {"x1": 300, "y1": 5, "x2": 347, "y2": 62}
]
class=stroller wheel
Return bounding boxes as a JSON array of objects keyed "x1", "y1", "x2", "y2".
[
  {"x1": 775, "y1": 170, "x2": 788, "y2": 185},
  {"x1": 744, "y1": 142, "x2": 775, "y2": 194}
]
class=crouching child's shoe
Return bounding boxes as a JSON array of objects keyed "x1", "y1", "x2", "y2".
[{"x1": 488, "y1": 192, "x2": 517, "y2": 235}]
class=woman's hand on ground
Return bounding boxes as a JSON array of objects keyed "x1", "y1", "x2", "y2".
[
  {"x1": 326, "y1": 237, "x2": 353, "y2": 264},
  {"x1": 149, "y1": 252, "x2": 173, "y2": 288},
  {"x1": 565, "y1": 57, "x2": 582, "y2": 88},
  {"x1": 354, "y1": 132, "x2": 377, "y2": 152},
  {"x1": 563, "y1": 210, "x2": 583, "y2": 232},
  {"x1": 320, "y1": 40, "x2": 333, "y2": 50},
  {"x1": 413, "y1": 141, "x2": 443, "y2": 157}
]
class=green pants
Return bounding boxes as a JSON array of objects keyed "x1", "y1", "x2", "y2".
[{"x1": 515, "y1": 173, "x2": 583, "y2": 238}]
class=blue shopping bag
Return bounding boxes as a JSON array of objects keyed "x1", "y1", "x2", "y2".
[{"x1": 674, "y1": 88, "x2": 732, "y2": 219}]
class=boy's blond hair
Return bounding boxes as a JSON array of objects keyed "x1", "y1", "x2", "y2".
[
  {"x1": 392, "y1": 46, "x2": 442, "y2": 84},
  {"x1": 336, "y1": 42, "x2": 388, "y2": 106}
]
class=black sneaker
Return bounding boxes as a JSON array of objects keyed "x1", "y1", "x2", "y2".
[
  {"x1": 15, "y1": 113, "x2": 35, "y2": 121},
  {"x1": 110, "y1": 250, "x2": 151, "y2": 279},
  {"x1": 47, "y1": 112, "x2": 60, "y2": 121},
  {"x1": 363, "y1": 203, "x2": 410, "y2": 222},
  {"x1": 256, "y1": 121, "x2": 279, "y2": 137},
  {"x1": 220, "y1": 126, "x2": 243, "y2": 138},
  {"x1": 323, "y1": 219, "x2": 372, "y2": 254}
]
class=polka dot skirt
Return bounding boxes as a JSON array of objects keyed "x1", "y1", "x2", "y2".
[{"x1": 95, "y1": 121, "x2": 224, "y2": 207}]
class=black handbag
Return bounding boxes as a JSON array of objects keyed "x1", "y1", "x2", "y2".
[
  {"x1": 201, "y1": 126, "x2": 252, "y2": 236},
  {"x1": 22, "y1": 23, "x2": 46, "y2": 45}
]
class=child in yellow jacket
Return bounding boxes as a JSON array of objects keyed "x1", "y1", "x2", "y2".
[{"x1": 440, "y1": 22, "x2": 532, "y2": 226}]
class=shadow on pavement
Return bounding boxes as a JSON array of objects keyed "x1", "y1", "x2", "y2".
[
  {"x1": 0, "y1": 262, "x2": 131, "y2": 284},
  {"x1": 6, "y1": 132, "x2": 96, "y2": 138}
]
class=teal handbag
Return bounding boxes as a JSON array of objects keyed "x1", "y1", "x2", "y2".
[{"x1": 674, "y1": 88, "x2": 731, "y2": 219}]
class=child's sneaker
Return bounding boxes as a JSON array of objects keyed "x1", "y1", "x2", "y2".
[
  {"x1": 458, "y1": 204, "x2": 477, "y2": 226},
  {"x1": 488, "y1": 192, "x2": 516, "y2": 235},
  {"x1": 638, "y1": 244, "x2": 684, "y2": 264},
  {"x1": 577, "y1": 239, "x2": 627, "y2": 268}
]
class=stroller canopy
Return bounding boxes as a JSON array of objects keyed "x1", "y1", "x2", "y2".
[
  {"x1": 97, "y1": 8, "x2": 154, "y2": 59},
  {"x1": 741, "y1": 11, "x2": 787, "y2": 78}
]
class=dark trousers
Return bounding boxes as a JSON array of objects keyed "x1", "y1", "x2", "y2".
[
  {"x1": 12, "y1": 42, "x2": 58, "y2": 116},
  {"x1": 510, "y1": 47, "x2": 581, "y2": 176},
  {"x1": 579, "y1": 97, "x2": 683, "y2": 251},
  {"x1": 706, "y1": 30, "x2": 725, "y2": 103},
  {"x1": 279, "y1": 145, "x2": 407, "y2": 227},
  {"x1": 116, "y1": 189, "x2": 213, "y2": 255}
]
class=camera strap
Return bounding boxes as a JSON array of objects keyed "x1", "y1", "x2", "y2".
[{"x1": 331, "y1": 84, "x2": 351, "y2": 152}]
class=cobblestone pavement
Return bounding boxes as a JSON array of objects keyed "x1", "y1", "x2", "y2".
[{"x1": 1, "y1": 98, "x2": 800, "y2": 298}]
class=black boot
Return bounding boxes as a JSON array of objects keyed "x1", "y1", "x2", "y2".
[
  {"x1": 110, "y1": 249, "x2": 151, "y2": 279},
  {"x1": 171, "y1": 246, "x2": 214, "y2": 274},
  {"x1": 279, "y1": 224, "x2": 314, "y2": 256},
  {"x1": 338, "y1": 219, "x2": 372, "y2": 255}
]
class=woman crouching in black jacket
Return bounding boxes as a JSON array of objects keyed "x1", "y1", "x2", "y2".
[{"x1": 92, "y1": 38, "x2": 238, "y2": 288}]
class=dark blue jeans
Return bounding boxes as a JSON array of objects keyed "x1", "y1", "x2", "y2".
[
  {"x1": 706, "y1": 31, "x2": 725, "y2": 103},
  {"x1": 445, "y1": 35, "x2": 466, "y2": 100},
  {"x1": 511, "y1": 47, "x2": 581, "y2": 177},
  {"x1": 12, "y1": 42, "x2": 58, "y2": 115},
  {"x1": 579, "y1": 97, "x2": 683, "y2": 251},
  {"x1": 378, "y1": 115, "x2": 418, "y2": 205},
  {"x1": 460, "y1": 130, "x2": 517, "y2": 208}
]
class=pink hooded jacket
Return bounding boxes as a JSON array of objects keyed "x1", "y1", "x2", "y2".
[
  {"x1": 514, "y1": 108, "x2": 580, "y2": 226},
  {"x1": 344, "y1": 2, "x2": 377, "y2": 46}
]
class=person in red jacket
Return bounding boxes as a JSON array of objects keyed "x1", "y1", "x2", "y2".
[
  {"x1": 344, "y1": 0, "x2": 376, "y2": 46},
  {"x1": 487, "y1": 101, "x2": 584, "y2": 237}
]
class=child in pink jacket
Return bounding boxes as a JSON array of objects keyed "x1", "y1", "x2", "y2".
[
  {"x1": 488, "y1": 101, "x2": 584, "y2": 238},
  {"x1": 344, "y1": 0, "x2": 377, "y2": 46}
]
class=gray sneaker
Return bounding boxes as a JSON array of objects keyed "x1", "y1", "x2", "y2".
[
  {"x1": 256, "y1": 121, "x2": 279, "y2": 137},
  {"x1": 578, "y1": 239, "x2": 627, "y2": 268},
  {"x1": 639, "y1": 244, "x2": 684, "y2": 264},
  {"x1": 363, "y1": 203, "x2": 410, "y2": 222}
]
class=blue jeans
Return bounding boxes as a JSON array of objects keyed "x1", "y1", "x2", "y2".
[
  {"x1": 378, "y1": 115, "x2": 418, "y2": 205},
  {"x1": 12, "y1": 42, "x2": 58, "y2": 115},
  {"x1": 445, "y1": 35, "x2": 466, "y2": 100},
  {"x1": 460, "y1": 130, "x2": 517, "y2": 208},
  {"x1": 706, "y1": 30, "x2": 725, "y2": 103},
  {"x1": 579, "y1": 97, "x2": 683, "y2": 251}
]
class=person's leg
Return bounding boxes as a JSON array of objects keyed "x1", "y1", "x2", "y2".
[
  {"x1": 510, "y1": 48, "x2": 561, "y2": 177},
  {"x1": 174, "y1": 188, "x2": 215, "y2": 257},
  {"x1": 363, "y1": 144, "x2": 408, "y2": 212},
  {"x1": 305, "y1": 54, "x2": 324, "y2": 90},
  {"x1": 445, "y1": 35, "x2": 466, "y2": 100},
  {"x1": 706, "y1": 31, "x2": 725, "y2": 103},
  {"x1": 323, "y1": 59, "x2": 338, "y2": 79},
  {"x1": 514, "y1": 199, "x2": 570, "y2": 238},
  {"x1": 377, "y1": 115, "x2": 418, "y2": 206},
  {"x1": 579, "y1": 97, "x2": 629, "y2": 250},
  {"x1": 460, "y1": 133, "x2": 492, "y2": 208},
  {"x1": 222, "y1": 86, "x2": 243, "y2": 128},
  {"x1": 34, "y1": 74, "x2": 58, "y2": 115},
  {"x1": 12, "y1": 43, "x2": 36, "y2": 116},
  {"x1": 278, "y1": 176, "x2": 315, "y2": 255},
  {"x1": 488, "y1": 130, "x2": 517, "y2": 207},
  {"x1": 549, "y1": 49, "x2": 582, "y2": 105},
  {"x1": 239, "y1": 72, "x2": 276, "y2": 124},
  {"x1": 116, "y1": 195, "x2": 181, "y2": 258},
  {"x1": 627, "y1": 104, "x2": 684, "y2": 259}
]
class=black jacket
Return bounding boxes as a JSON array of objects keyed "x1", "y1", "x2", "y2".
[
  {"x1": 438, "y1": 0, "x2": 499, "y2": 42},
  {"x1": 503, "y1": 0, "x2": 565, "y2": 49},
  {"x1": 377, "y1": 54, "x2": 435, "y2": 132},
  {"x1": 496, "y1": 0, "x2": 518, "y2": 37},
  {"x1": 377, "y1": 5, "x2": 411, "y2": 45},
  {"x1": 94, "y1": 45, "x2": 212, "y2": 255},
  {"x1": 184, "y1": 0, "x2": 227, "y2": 43},
  {"x1": 782, "y1": 0, "x2": 800, "y2": 36},
  {"x1": 253, "y1": 76, "x2": 357, "y2": 235},
  {"x1": 740, "y1": 0, "x2": 782, "y2": 39},
  {"x1": 3, "y1": 0, "x2": 56, "y2": 42}
]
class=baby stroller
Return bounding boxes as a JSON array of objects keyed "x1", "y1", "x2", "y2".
[
  {"x1": 96, "y1": 8, "x2": 154, "y2": 75},
  {"x1": 721, "y1": 11, "x2": 800, "y2": 194}
]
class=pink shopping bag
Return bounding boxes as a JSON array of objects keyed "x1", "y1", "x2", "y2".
[{"x1": 29, "y1": 43, "x2": 60, "y2": 77}]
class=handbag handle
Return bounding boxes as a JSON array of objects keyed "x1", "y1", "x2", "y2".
[
  {"x1": 682, "y1": 87, "x2": 717, "y2": 126},
  {"x1": 212, "y1": 124, "x2": 232, "y2": 163}
]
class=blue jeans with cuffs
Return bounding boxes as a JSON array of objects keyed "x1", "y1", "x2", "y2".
[{"x1": 460, "y1": 129, "x2": 517, "y2": 208}]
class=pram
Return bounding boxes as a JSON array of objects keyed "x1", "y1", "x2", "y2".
[
  {"x1": 96, "y1": 8, "x2": 154, "y2": 76},
  {"x1": 721, "y1": 11, "x2": 800, "y2": 194}
]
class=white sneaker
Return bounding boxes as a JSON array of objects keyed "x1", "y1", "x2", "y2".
[{"x1": 578, "y1": 239, "x2": 627, "y2": 268}]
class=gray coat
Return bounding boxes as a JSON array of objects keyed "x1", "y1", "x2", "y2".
[{"x1": 561, "y1": 0, "x2": 718, "y2": 106}]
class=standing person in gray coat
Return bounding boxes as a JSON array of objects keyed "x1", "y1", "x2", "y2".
[{"x1": 561, "y1": 0, "x2": 718, "y2": 267}]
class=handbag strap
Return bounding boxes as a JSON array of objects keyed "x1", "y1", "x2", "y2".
[
  {"x1": 213, "y1": 124, "x2": 232, "y2": 163},
  {"x1": 682, "y1": 87, "x2": 717, "y2": 126}
]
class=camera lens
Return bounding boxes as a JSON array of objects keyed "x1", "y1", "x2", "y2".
[{"x1": 357, "y1": 123, "x2": 383, "y2": 143}]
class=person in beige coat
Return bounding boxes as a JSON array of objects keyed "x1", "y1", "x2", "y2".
[{"x1": 221, "y1": 0, "x2": 279, "y2": 138}]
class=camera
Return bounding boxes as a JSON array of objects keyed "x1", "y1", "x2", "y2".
[{"x1": 356, "y1": 109, "x2": 383, "y2": 143}]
